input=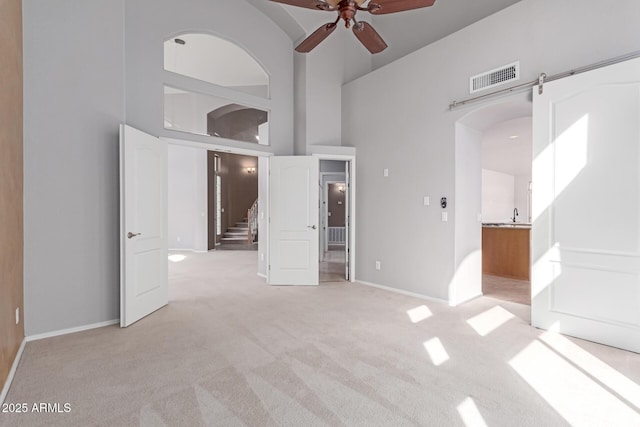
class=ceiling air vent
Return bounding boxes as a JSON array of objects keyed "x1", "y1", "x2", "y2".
[{"x1": 470, "y1": 61, "x2": 520, "y2": 94}]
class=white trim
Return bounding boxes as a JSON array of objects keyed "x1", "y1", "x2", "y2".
[
  {"x1": 168, "y1": 248, "x2": 208, "y2": 253},
  {"x1": 308, "y1": 145, "x2": 356, "y2": 157},
  {"x1": 26, "y1": 319, "x2": 119, "y2": 343},
  {"x1": 162, "y1": 136, "x2": 274, "y2": 158},
  {"x1": 315, "y1": 155, "x2": 356, "y2": 283},
  {"x1": 320, "y1": 175, "x2": 347, "y2": 256},
  {"x1": 0, "y1": 338, "x2": 26, "y2": 404},
  {"x1": 356, "y1": 280, "x2": 449, "y2": 305},
  {"x1": 257, "y1": 272, "x2": 267, "y2": 279},
  {"x1": 451, "y1": 292, "x2": 484, "y2": 307}
]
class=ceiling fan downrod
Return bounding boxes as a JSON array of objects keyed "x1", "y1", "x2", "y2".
[{"x1": 338, "y1": 1, "x2": 357, "y2": 28}]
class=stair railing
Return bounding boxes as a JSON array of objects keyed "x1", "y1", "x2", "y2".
[{"x1": 247, "y1": 199, "x2": 259, "y2": 244}]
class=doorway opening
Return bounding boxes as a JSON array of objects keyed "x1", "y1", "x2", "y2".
[
  {"x1": 480, "y1": 116, "x2": 532, "y2": 305},
  {"x1": 454, "y1": 95, "x2": 532, "y2": 307},
  {"x1": 319, "y1": 159, "x2": 350, "y2": 283},
  {"x1": 207, "y1": 151, "x2": 259, "y2": 251}
]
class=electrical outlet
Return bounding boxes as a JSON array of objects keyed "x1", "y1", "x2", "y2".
[
  {"x1": 423, "y1": 196, "x2": 430, "y2": 206},
  {"x1": 16, "y1": 307, "x2": 19, "y2": 325},
  {"x1": 375, "y1": 261, "x2": 381, "y2": 270},
  {"x1": 383, "y1": 168, "x2": 389, "y2": 177},
  {"x1": 441, "y1": 212, "x2": 448, "y2": 222},
  {"x1": 177, "y1": 236, "x2": 181, "y2": 242}
]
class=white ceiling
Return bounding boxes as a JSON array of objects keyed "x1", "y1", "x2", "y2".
[
  {"x1": 481, "y1": 116, "x2": 532, "y2": 177},
  {"x1": 248, "y1": 0, "x2": 522, "y2": 68}
]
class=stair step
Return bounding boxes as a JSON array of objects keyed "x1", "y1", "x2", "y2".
[
  {"x1": 221, "y1": 237, "x2": 248, "y2": 242},
  {"x1": 235, "y1": 223, "x2": 248, "y2": 228},
  {"x1": 228, "y1": 227, "x2": 247, "y2": 232},
  {"x1": 224, "y1": 232, "x2": 247, "y2": 237}
]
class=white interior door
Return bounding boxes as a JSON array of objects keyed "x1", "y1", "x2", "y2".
[
  {"x1": 269, "y1": 156, "x2": 319, "y2": 285},
  {"x1": 120, "y1": 125, "x2": 168, "y2": 327},
  {"x1": 532, "y1": 57, "x2": 640, "y2": 352}
]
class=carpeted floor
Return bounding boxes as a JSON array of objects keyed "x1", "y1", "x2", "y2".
[
  {"x1": 2, "y1": 251, "x2": 640, "y2": 426},
  {"x1": 482, "y1": 274, "x2": 531, "y2": 306}
]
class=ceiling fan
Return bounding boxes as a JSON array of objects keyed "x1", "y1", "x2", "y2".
[{"x1": 270, "y1": 0, "x2": 436, "y2": 54}]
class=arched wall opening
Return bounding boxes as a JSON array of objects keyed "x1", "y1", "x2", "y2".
[{"x1": 451, "y1": 93, "x2": 532, "y2": 306}]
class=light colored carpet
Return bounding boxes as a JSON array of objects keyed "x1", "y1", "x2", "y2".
[
  {"x1": 482, "y1": 274, "x2": 531, "y2": 306},
  {"x1": 2, "y1": 251, "x2": 640, "y2": 426}
]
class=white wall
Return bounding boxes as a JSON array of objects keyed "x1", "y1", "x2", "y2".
[
  {"x1": 22, "y1": 0, "x2": 294, "y2": 335},
  {"x1": 453, "y1": 123, "x2": 482, "y2": 305},
  {"x1": 342, "y1": 0, "x2": 640, "y2": 303},
  {"x1": 125, "y1": 0, "x2": 294, "y2": 155},
  {"x1": 299, "y1": 30, "x2": 370, "y2": 152},
  {"x1": 514, "y1": 174, "x2": 531, "y2": 223},
  {"x1": 23, "y1": 0, "x2": 125, "y2": 335},
  {"x1": 482, "y1": 169, "x2": 515, "y2": 223},
  {"x1": 168, "y1": 145, "x2": 208, "y2": 252}
]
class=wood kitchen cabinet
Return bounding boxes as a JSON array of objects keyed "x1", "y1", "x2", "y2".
[{"x1": 482, "y1": 226, "x2": 530, "y2": 280}]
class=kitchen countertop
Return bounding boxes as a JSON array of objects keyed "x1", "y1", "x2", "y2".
[{"x1": 482, "y1": 222, "x2": 532, "y2": 229}]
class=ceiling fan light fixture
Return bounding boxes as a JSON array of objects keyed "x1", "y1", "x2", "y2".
[{"x1": 272, "y1": 0, "x2": 436, "y2": 53}]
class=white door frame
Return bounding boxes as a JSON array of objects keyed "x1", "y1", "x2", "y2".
[
  {"x1": 162, "y1": 136, "x2": 272, "y2": 279},
  {"x1": 320, "y1": 172, "x2": 346, "y2": 258},
  {"x1": 313, "y1": 153, "x2": 356, "y2": 283},
  {"x1": 158, "y1": 137, "x2": 357, "y2": 284},
  {"x1": 323, "y1": 178, "x2": 346, "y2": 253}
]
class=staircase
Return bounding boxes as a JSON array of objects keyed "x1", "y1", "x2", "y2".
[
  {"x1": 220, "y1": 200, "x2": 259, "y2": 249},
  {"x1": 221, "y1": 219, "x2": 249, "y2": 244}
]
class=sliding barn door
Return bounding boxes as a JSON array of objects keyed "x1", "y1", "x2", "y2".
[{"x1": 531, "y1": 57, "x2": 640, "y2": 352}]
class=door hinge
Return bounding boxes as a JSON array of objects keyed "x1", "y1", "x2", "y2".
[{"x1": 538, "y1": 72, "x2": 547, "y2": 95}]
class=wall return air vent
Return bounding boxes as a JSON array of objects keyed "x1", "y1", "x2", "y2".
[{"x1": 470, "y1": 61, "x2": 520, "y2": 94}]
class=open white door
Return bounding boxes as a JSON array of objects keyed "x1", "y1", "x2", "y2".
[
  {"x1": 532, "y1": 57, "x2": 640, "y2": 352},
  {"x1": 120, "y1": 125, "x2": 168, "y2": 327},
  {"x1": 269, "y1": 156, "x2": 319, "y2": 285}
]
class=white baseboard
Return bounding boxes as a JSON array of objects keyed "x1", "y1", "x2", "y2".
[
  {"x1": 355, "y1": 280, "x2": 449, "y2": 305},
  {"x1": 1, "y1": 338, "x2": 26, "y2": 405},
  {"x1": 451, "y1": 293, "x2": 483, "y2": 306},
  {"x1": 257, "y1": 273, "x2": 267, "y2": 279},
  {"x1": 26, "y1": 319, "x2": 119, "y2": 342}
]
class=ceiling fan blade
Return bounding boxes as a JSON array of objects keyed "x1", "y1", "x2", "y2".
[
  {"x1": 352, "y1": 22, "x2": 388, "y2": 54},
  {"x1": 295, "y1": 23, "x2": 337, "y2": 53},
  {"x1": 368, "y1": 0, "x2": 436, "y2": 15},
  {"x1": 270, "y1": 0, "x2": 331, "y2": 11}
]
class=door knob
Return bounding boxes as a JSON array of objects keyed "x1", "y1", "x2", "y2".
[
  {"x1": 127, "y1": 232, "x2": 141, "y2": 239},
  {"x1": 308, "y1": 225, "x2": 317, "y2": 230}
]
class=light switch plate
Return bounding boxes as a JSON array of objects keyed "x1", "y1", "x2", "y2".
[
  {"x1": 383, "y1": 168, "x2": 389, "y2": 177},
  {"x1": 442, "y1": 212, "x2": 448, "y2": 222},
  {"x1": 424, "y1": 196, "x2": 430, "y2": 206}
]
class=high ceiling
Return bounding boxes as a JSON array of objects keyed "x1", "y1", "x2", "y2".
[{"x1": 247, "y1": 0, "x2": 522, "y2": 68}]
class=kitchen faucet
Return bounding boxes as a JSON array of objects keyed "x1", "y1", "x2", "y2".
[{"x1": 512, "y1": 208, "x2": 519, "y2": 223}]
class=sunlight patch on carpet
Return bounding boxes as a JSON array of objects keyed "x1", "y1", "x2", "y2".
[
  {"x1": 466, "y1": 306, "x2": 514, "y2": 336},
  {"x1": 539, "y1": 331, "x2": 640, "y2": 410},
  {"x1": 509, "y1": 339, "x2": 640, "y2": 425},
  {"x1": 423, "y1": 338, "x2": 449, "y2": 366},
  {"x1": 407, "y1": 305, "x2": 432, "y2": 323},
  {"x1": 457, "y1": 397, "x2": 488, "y2": 427}
]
